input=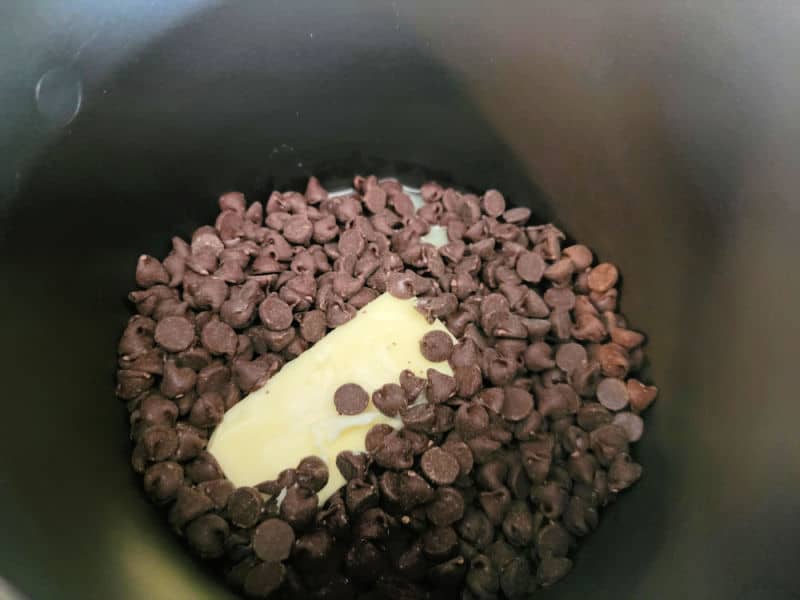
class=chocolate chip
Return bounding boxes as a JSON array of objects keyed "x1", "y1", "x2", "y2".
[
  {"x1": 441, "y1": 440, "x2": 474, "y2": 477},
  {"x1": 590, "y1": 424, "x2": 629, "y2": 466},
  {"x1": 136, "y1": 255, "x2": 170, "y2": 288},
  {"x1": 188, "y1": 391, "x2": 224, "y2": 428},
  {"x1": 244, "y1": 561, "x2": 285, "y2": 599},
  {"x1": 424, "y1": 486, "x2": 465, "y2": 527},
  {"x1": 502, "y1": 387, "x2": 533, "y2": 422},
  {"x1": 333, "y1": 383, "x2": 369, "y2": 415},
  {"x1": 174, "y1": 423, "x2": 206, "y2": 462},
  {"x1": 258, "y1": 296, "x2": 293, "y2": 331},
  {"x1": 185, "y1": 513, "x2": 229, "y2": 559},
  {"x1": 141, "y1": 425, "x2": 178, "y2": 461},
  {"x1": 626, "y1": 378, "x2": 658, "y2": 413},
  {"x1": 429, "y1": 556, "x2": 467, "y2": 588},
  {"x1": 554, "y1": 342, "x2": 587, "y2": 374},
  {"x1": 476, "y1": 460, "x2": 507, "y2": 490},
  {"x1": 226, "y1": 486, "x2": 263, "y2": 528},
  {"x1": 154, "y1": 316, "x2": 194, "y2": 352},
  {"x1": 422, "y1": 526, "x2": 459, "y2": 562},
  {"x1": 588, "y1": 262, "x2": 618, "y2": 293},
  {"x1": 455, "y1": 403, "x2": 489, "y2": 438},
  {"x1": 455, "y1": 509, "x2": 492, "y2": 552},
  {"x1": 426, "y1": 369, "x2": 457, "y2": 404},
  {"x1": 420, "y1": 447, "x2": 460, "y2": 485},
  {"x1": 280, "y1": 484, "x2": 318, "y2": 529},
  {"x1": 143, "y1": 461, "x2": 183, "y2": 504},
  {"x1": 357, "y1": 507, "x2": 393, "y2": 540},
  {"x1": 296, "y1": 456, "x2": 329, "y2": 492},
  {"x1": 597, "y1": 377, "x2": 629, "y2": 410},
  {"x1": 577, "y1": 402, "x2": 613, "y2": 431},
  {"x1": 185, "y1": 451, "x2": 223, "y2": 483},
  {"x1": 283, "y1": 215, "x2": 313, "y2": 245},
  {"x1": 293, "y1": 529, "x2": 333, "y2": 569},
  {"x1": 420, "y1": 330, "x2": 454, "y2": 362},
  {"x1": 335, "y1": 451, "x2": 369, "y2": 482},
  {"x1": 537, "y1": 556, "x2": 572, "y2": 587},
  {"x1": 386, "y1": 271, "x2": 416, "y2": 299},
  {"x1": 397, "y1": 470, "x2": 435, "y2": 510},
  {"x1": 472, "y1": 388, "x2": 503, "y2": 415},
  {"x1": 502, "y1": 501, "x2": 536, "y2": 548},
  {"x1": 564, "y1": 496, "x2": 599, "y2": 536},
  {"x1": 481, "y1": 190, "x2": 506, "y2": 217},
  {"x1": 400, "y1": 369, "x2": 427, "y2": 402},
  {"x1": 515, "y1": 251, "x2": 545, "y2": 283},
  {"x1": 200, "y1": 320, "x2": 237, "y2": 356},
  {"x1": 253, "y1": 518, "x2": 295, "y2": 562},
  {"x1": 345, "y1": 539, "x2": 386, "y2": 582},
  {"x1": 365, "y1": 424, "x2": 395, "y2": 453},
  {"x1": 372, "y1": 383, "x2": 407, "y2": 417},
  {"x1": 466, "y1": 554, "x2": 499, "y2": 597},
  {"x1": 608, "y1": 452, "x2": 642, "y2": 492},
  {"x1": 373, "y1": 431, "x2": 414, "y2": 470},
  {"x1": 197, "y1": 479, "x2": 234, "y2": 509},
  {"x1": 168, "y1": 486, "x2": 214, "y2": 530}
]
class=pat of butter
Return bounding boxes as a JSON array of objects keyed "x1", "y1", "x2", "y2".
[{"x1": 208, "y1": 293, "x2": 455, "y2": 504}]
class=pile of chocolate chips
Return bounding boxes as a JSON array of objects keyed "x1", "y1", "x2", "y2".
[{"x1": 116, "y1": 176, "x2": 658, "y2": 599}]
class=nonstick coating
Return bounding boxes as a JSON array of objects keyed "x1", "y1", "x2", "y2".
[{"x1": 1, "y1": 2, "x2": 799, "y2": 599}]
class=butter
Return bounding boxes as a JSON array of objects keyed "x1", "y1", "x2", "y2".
[{"x1": 208, "y1": 293, "x2": 455, "y2": 504}]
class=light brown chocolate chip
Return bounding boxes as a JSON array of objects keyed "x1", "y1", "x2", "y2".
[
  {"x1": 481, "y1": 190, "x2": 506, "y2": 217},
  {"x1": 597, "y1": 377, "x2": 629, "y2": 411},
  {"x1": 588, "y1": 262, "x2": 619, "y2": 293},
  {"x1": 555, "y1": 343, "x2": 588, "y2": 373},
  {"x1": 420, "y1": 330, "x2": 454, "y2": 362},
  {"x1": 515, "y1": 251, "x2": 546, "y2": 283},
  {"x1": 334, "y1": 383, "x2": 369, "y2": 415},
  {"x1": 626, "y1": 379, "x2": 658, "y2": 413}
]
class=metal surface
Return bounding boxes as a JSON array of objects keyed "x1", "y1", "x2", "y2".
[{"x1": 1, "y1": 1, "x2": 799, "y2": 599}]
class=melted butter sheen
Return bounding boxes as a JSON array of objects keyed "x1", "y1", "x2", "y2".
[{"x1": 208, "y1": 293, "x2": 455, "y2": 503}]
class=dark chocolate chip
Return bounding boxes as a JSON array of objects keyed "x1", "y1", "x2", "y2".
[
  {"x1": 455, "y1": 403, "x2": 489, "y2": 438},
  {"x1": 227, "y1": 487, "x2": 263, "y2": 528},
  {"x1": 296, "y1": 456, "x2": 329, "y2": 492},
  {"x1": 244, "y1": 561, "x2": 286, "y2": 599},
  {"x1": 253, "y1": 518, "x2": 295, "y2": 563},
  {"x1": 422, "y1": 525, "x2": 459, "y2": 562},
  {"x1": 466, "y1": 554, "x2": 499, "y2": 597},
  {"x1": 200, "y1": 320, "x2": 237, "y2": 356},
  {"x1": 425, "y1": 486, "x2": 465, "y2": 527},
  {"x1": 419, "y1": 330, "x2": 454, "y2": 362},
  {"x1": 143, "y1": 461, "x2": 184, "y2": 504},
  {"x1": 426, "y1": 368, "x2": 457, "y2": 404},
  {"x1": 279, "y1": 484, "x2": 318, "y2": 530},
  {"x1": 441, "y1": 440, "x2": 474, "y2": 477},
  {"x1": 168, "y1": 486, "x2": 214, "y2": 530},
  {"x1": 258, "y1": 296, "x2": 293, "y2": 331},
  {"x1": 333, "y1": 383, "x2": 369, "y2": 415},
  {"x1": 420, "y1": 447, "x2": 460, "y2": 485},
  {"x1": 154, "y1": 316, "x2": 195, "y2": 352},
  {"x1": 608, "y1": 452, "x2": 642, "y2": 492},
  {"x1": 372, "y1": 383, "x2": 407, "y2": 417},
  {"x1": 502, "y1": 386, "x2": 534, "y2": 422},
  {"x1": 185, "y1": 513, "x2": 229, "y2": 559}
]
